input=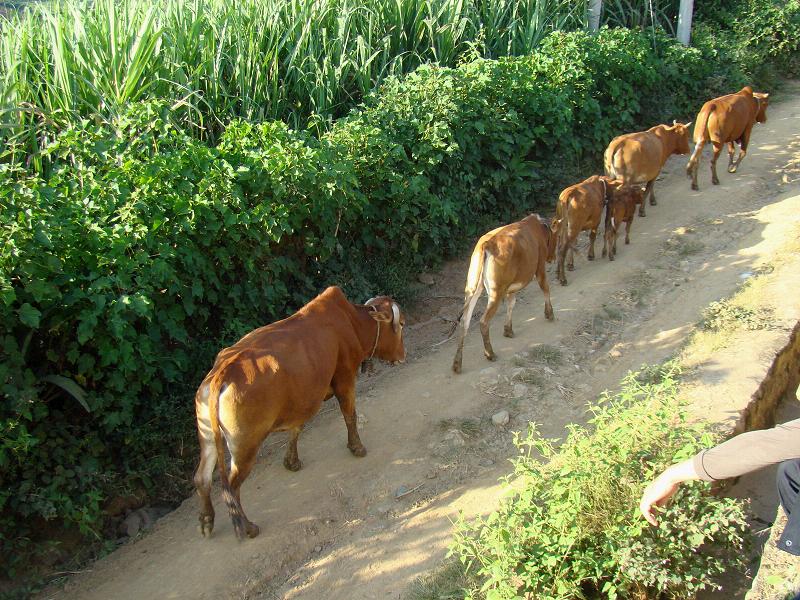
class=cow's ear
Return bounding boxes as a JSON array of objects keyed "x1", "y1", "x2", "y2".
[{"x1": 370, "y1": 310, "x2": 392, "y2": 323}]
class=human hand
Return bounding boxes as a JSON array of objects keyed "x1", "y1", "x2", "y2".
[{"x1": 639, "y1": 459, "x2": 699, "y2": 526}]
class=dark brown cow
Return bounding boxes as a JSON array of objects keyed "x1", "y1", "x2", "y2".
[
  {"x1": 452, "y1": 214, "x2": 556, "y2": 373},
  {"x1": 686, "y1": 86, "x2": 770, "y2": 190},
  {"x1": 194, "y1": 286, "x2": 406, "y2": 539},
  {"x1": 603, "y1": 185, "x2": 645, "y2": 260},
  {"x1": 604, "y1": 121, "x2": 692, "y2": 217},
  {"x1": 550, "y1": 175, "x2": 624, "y2": 286}
]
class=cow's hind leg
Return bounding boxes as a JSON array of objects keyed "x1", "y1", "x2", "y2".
[
  {"x1": 480, "y1": 291, "x2": 502, "y2": 361},
  {"x1": 537, "y1": 269, "x2": 554, "y2": 321},
  {"x1": 710, "y1": 142, "x2": 723, "y2": 184},
  {"x1": 503, "y1": 293, "x2": 516, "y2": 338},
  {"x1": 452, "y1": 286, "x2": 482, "y2": 373},
  {"x1": 625, "y1": 218, "x2": 633, "y2": 245},
  {"x1": 229, "y1": 445, "x2": 261, "y2": 538},
  {"x1": 687, "y1": 140, "x2": 705, "y2": 191},
  {"x1": 640, "y1": 181, "x2": 655, "y2": 216},
  {"x1": 730, "y1": 128, "x2": 752, "y2": 173},
  {"x1": 194, "y1": 435, "x2": 217, "y2": 537},
  {"x1": 726, "y1": 141, "x2": 736, "y2": 172},
  {"x1": 556, "y1": 237, "x2": 569, "y2": 286},
  {"x1": 588, "y1": 228, "x2": 598, "y2": 261},
  {"x1": 334, "y1": 384, "x2": 366, "y2": 457},
  {"x1": 283, "y1": 427, "x2": 303, "y2": 471}
]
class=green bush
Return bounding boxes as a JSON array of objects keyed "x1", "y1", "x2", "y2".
[
  {"x1": 451, "y1": 364, "x2": 748, "y2": 599},
  {"x1": 0, "y1": 19, "x2": 780, "y2": 579}
]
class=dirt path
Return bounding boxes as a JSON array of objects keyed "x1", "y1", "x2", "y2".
[{"x1": 45, "y1": 83, "x2": 800, "y2": 600}]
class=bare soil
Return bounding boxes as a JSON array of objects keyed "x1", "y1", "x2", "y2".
[{"x1": 41, "y1": 81, "x2": 800, "y2": 600}]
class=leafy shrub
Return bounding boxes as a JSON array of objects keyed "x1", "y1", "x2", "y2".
[{"x1": 451, "y1": 364, "x2": 749, "y2": 599}]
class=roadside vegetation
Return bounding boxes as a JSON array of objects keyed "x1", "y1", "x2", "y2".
[
  {"x1": 447, "y1": 364, "x2": 749, "y2": 600},
  {"x1": 1, "y1": 0, "x2": 799, "y2": 591}
]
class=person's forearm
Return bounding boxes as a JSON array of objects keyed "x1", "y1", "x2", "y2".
[{"x1": 693, "y1": 419, "x2": 800, "y2": 481}]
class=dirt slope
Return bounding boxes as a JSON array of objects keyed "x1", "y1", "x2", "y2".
[{"x1": 45, "y1": 82, "x2": 800, "y2": 600}]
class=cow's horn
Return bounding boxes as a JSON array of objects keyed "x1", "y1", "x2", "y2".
[
  {"x1": 391, "y1": 303, "x2": 401, "y2": 333},
  {"x1": 365, "y1": 296, "x2": 378, "y2": 306},
  {"x1": 684, "y1": 121, "x2": 693, "y2": 128}
]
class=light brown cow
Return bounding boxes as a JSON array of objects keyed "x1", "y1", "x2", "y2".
[
  {"x1": 686, "y1": 86, "x2": 769, "y2": 190},
  {"x1": 451, "y1": 214, "x2": 556, "y2": 373},
  {"x1": 603, "y1": 185, "x2": 645, "y2": 260},
  {"x1": 550, "y1": 175, "x2": 624, "y2": 286},
  {"x1": 193, "y1": 286, "x2": 406, "y2": 539},
  {"x1": 604, "y1": 121, "x2": 692, "y2": 217}
]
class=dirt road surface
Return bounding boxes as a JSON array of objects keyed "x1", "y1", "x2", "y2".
[{"x1": 45, "y1": 82, "x2": 800, "y2": 600}]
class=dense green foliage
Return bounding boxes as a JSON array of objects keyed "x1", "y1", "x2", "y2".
[
  {"x1": 1, "y1": 0, "x2": 593, "y2": 165},
  {"x1": 451, "y1": 364, "x2": 749, "y2": 599},
  {"x1": 1, "y1": 0, "x2": 798, "y2": 581}
]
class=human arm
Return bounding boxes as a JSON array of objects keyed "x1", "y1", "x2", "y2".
[{"x1": 640, "y1": 418, "x2": 800, "y2": 526}]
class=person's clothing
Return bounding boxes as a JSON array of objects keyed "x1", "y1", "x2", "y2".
[
  {"x1": 692, "y1": 418, "x2": 800, "y2": 481},
  {"x1": 691, "y1": 418, "x2": 800, "y2": 557},
  {"x1": 777, "y1": 459, "x2": 800, "y2": 557}
]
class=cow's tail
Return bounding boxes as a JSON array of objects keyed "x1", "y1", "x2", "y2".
[
  {"x1": 604, "y1": 142, "x2": 620, "y2": 180},
  {"x1": 687, "y1": 103, "x2": 713, "y2": 177},
  {"x1": 449, "y1": 244, "x2": 489, "y2": 336},
  {"x1": 208, "y1": 376, "x2": 247, "y2": 540}
]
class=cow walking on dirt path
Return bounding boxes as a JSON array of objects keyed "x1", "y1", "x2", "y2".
[
  {"x1": 686, "y1": 86, "x2": 770, "y2": 190},
  {"x1": 605, "y1": 121, "x2": 692, "y2": 217},
  {"x1": 193, "y1": 287, "x2": 406, "y2": 540}
]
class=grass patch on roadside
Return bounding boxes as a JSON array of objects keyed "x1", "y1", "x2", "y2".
[{"x1": 438, "y1": 418, "x2": 483, "y2": 439}]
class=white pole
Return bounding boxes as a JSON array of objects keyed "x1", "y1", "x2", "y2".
[
  {"x1": 677, "y1": 0, "x2": 694, "y2": 46},
  {"x1": 589, "y1": 0, "x2": 602, "y2": 32}
]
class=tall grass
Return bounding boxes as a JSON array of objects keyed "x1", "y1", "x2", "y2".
[{"x1": 0, "y1": 0, "x2": 593, "y2": 164}]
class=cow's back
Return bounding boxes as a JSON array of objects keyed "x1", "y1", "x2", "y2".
[
  {"x1": 484, "y1": 217, "x2": 543, "y2": 286},
  {"x1": 698, "y1": 91, "x2": 754, "y2": 144},
  {"x1": 605, "y1": 132, "x2": 663, "y2": 183}
]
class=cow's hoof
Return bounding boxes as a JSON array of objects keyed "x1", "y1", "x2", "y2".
[
  {"x1": 503, "y1": 328, "x2": 514, "y2": 338},
  {"x1": 712, "y1": 178, "x2": 720, "y2": 185},
  {"x1": 245, "y1": 522, "x2": 260, "y2": 539},
  {"x1": 545, "y1": 309, "x2": 555, "y2": 321},
  {"x1": 728, "y1": 166, "x2": 738, "y2": 174},
  {"x1": 650, "y1": 198, "x2": 657, "y2": 206},
  {"x1": 567, "y1": 264, "x2": 574, "y2": 271},
  {"x1": 349, "y1": 444, "x2": 367, "y2": 457},
  {"x1": 452, "y1": 361, "x2": 462, "y2": 374},
  {"x1": 625, "y1": 239, "x2": 630, "y2": 245},
  {"x1": 283, "y1": 457, "x2": 303, "y2": 472},
  {"x1": 484, "y1": 351, "x2": 497, "y2": 362},
  {"x1": 559, "y1": 278, "x2": 568, "y2": 286},
  {"x1": 639, "y1": 210, "x2": 646, "y2": 217},
  {"x1": 609, "y1": 254, "x2": 615, "y2": 261},
  {"x1": 691, "y1": 183, "x2": 699, "y2": 191},
  {"x1": 199, "y1": 515, "x2": 214, "y2": 538},
  {"x1": 587, "y1": 255, "x2": 594, "y2": 261}
]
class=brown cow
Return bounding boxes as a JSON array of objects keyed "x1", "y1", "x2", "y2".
[
  {"x1": 452, "y1": 214, "x2": 556, "y2": 373},
  {"x1": 550, "y1": 175, "x2": 624, "y2": 286},
  {"x1": 193, "y1": 286, "x2": 406, "y2": 539},
  {"x1": 604, "y1": 121, "x2": 692, "y2": 217},
  {"x1": 686, "y1": 86, "x2": 769, "y2": 190},
  {"x1": 603, "y1": 185, "x2": 645, "y2": 260}
]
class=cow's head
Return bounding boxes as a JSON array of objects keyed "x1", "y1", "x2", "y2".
[
  {"x1": 365, "y1": 296, "x2": 406, "y2": 364},
  {"x1": 670, "y1": 120, "x2": 692, "y2": 155},
  {"x1": 754, "y1": 92, "x2": 770, "y2": 123}
]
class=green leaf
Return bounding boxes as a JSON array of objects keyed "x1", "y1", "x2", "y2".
[
  {"x1": 42, "y1": 375, "x2": 91, "y2": 413},
  {"x1": 18, "y1": 303, "x2": 42, "y2": 328}
]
